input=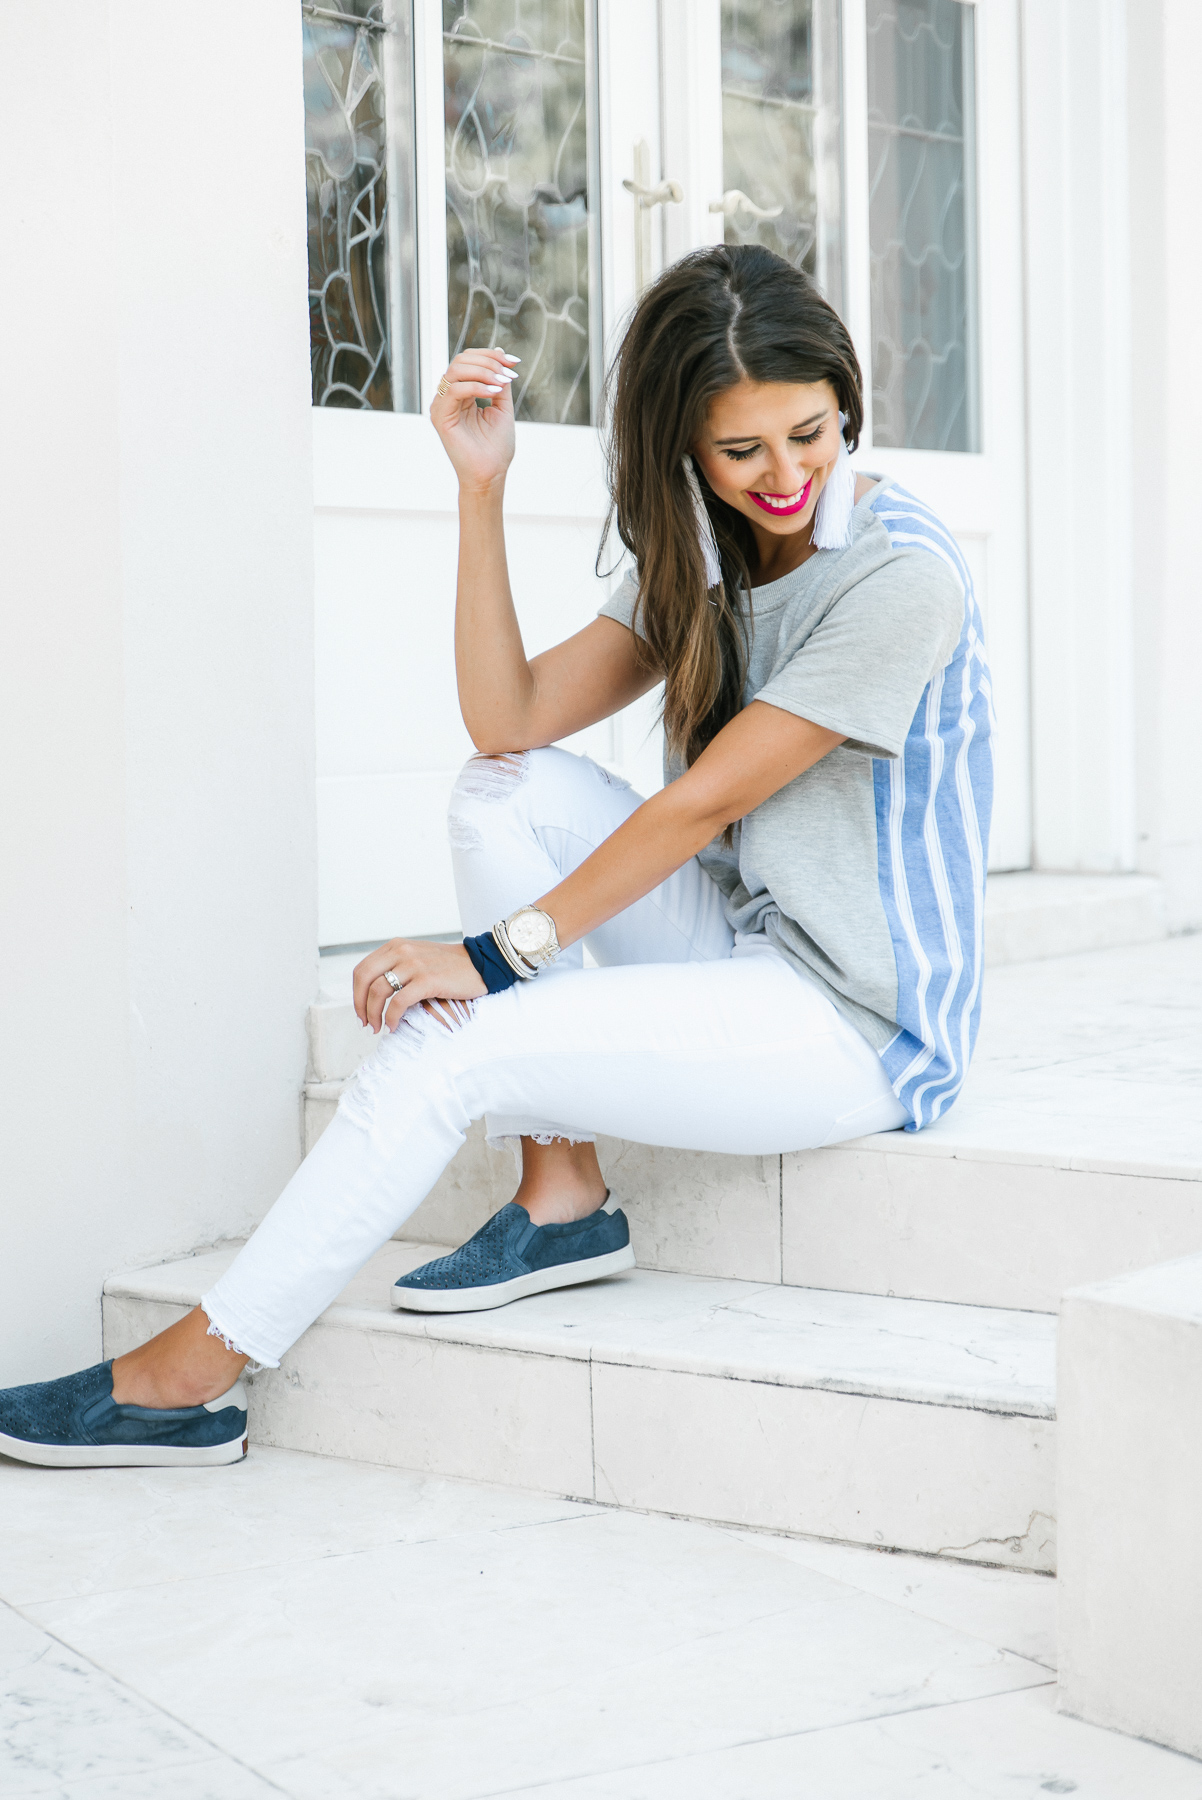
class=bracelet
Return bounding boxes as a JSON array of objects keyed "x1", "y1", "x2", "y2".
[{"x1": 462, "y1": 931, "x2": 521, "y2": 994}]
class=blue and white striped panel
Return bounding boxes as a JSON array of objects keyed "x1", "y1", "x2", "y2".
[{"x1": 869, "y1": 487, "x2": 995, "y2": 1129}]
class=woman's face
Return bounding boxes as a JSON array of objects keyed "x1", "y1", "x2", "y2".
[{"x1": 693, "y1": 378, "x2": 842, "y2": 540}]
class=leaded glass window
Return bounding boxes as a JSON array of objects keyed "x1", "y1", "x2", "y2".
[
  {"x1": 304, "y1": 1, "x2": 419, "y2": 411},
  {"x1": 720, "y1": 0, "x2": 844, "y2": 311},
  {"x1": 444, "y1": 2, "x2": 597, "y2": 426},
  {"x1": 867, "y1": 0, "x2": 979, "y2": 451}
]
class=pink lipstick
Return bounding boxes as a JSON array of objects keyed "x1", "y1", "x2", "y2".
[{"x1": 748, "y1": 477, "x2": 813, "y2": 518}]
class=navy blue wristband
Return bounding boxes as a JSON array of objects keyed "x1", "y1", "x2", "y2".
[{"x1": 463, "y1": 930, "x2": 521, "y2": 994}]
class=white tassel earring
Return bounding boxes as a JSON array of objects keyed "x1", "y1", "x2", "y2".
[
  {"x1": 682, "y1": 455, "x2": 723, "y2": 590},
  {"x1": 811, "y1": 411, "x2": 856, "y2": 552}
]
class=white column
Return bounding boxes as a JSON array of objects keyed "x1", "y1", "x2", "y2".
[
  {"x1": 1023, "y1": 0, "x2": 1202, "y2": 927},
  {"x1": 1058, "y1": 1253, "x2": 1202, "y2": 1758},
  {"x1": 0, "y1": 3, "x2": 317, "y2": 1381},
  {"x1": 1021, "y1": 0, "x2": 1137, "y2": 874}
]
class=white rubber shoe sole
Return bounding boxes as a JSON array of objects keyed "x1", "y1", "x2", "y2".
[
  {"x1": 0, "y1": 1429, "x2": 249, "y2": 1469},
  {"x1": 390, "y1": 1243, "x2": 636, "y2": 1314}
]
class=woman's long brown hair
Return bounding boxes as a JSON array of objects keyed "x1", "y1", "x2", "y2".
[{"x1": 601, "y1": 244, "x2": 863, "y2": 769}]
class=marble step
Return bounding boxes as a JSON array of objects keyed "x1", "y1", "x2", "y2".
[
  {"x1": 103, "y1": 1244, "x2": 1057, "y2": 1573},
  {"x1": 982, "y1": 871, "x2": 1164, "y2": 966},
  {"x1": 304, "y1": 936, "x2": 1202, "y2": 1314}
]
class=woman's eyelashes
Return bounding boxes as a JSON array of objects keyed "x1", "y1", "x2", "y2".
[{"x1": 722, "y1": 428, "x2": 825, "y2": 463}]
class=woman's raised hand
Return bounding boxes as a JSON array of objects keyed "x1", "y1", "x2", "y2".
[{"x1": 430, "y1": 347, "x2": 520, "y2": 493}]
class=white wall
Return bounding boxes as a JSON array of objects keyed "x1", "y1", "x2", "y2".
[
  {"x1": 0, "y1": 3, "x2": 318, "y2": 1382},
  {"x1": 1128, "y1": 0, "x2": 1202, "y2": 933}
]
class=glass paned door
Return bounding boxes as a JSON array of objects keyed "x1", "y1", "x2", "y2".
[
  {"x1": 443, "y1": 2, "x2": 599, "y2": 424},
  {"x1": 720, "y1": 0, "x2": 843, "y2": 309},
  {"x1": 866, "y1": 0, "x2": 978, "y2": 451},
  {"x1": 303, "y1": 0, "x2": 420, "y2": 410}
]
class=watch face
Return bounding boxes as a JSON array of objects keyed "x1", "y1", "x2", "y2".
[{"x1": 508, "y1": 909, "x2": 551, "y2": 956}]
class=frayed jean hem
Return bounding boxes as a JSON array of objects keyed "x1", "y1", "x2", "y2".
[{"x1": 200, "y1": 1298, "x2": 276, "y2": 1372}]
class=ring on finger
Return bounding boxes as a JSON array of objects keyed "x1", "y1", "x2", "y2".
[
  {"x1": 384, "y1": 969, "x2": 404, "y2": 993},
  {"x1": 436, "y1": 375, "x2": 451, "y2": 397}
]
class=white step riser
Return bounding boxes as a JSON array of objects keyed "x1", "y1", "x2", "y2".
[
  {"x1": 983, "y1": 873, "x2": 1164, "y2": 967},
  {"x1": 780, "y1": 1147, "x2": 1202, "y2": 1313},
  {"x1": 303, "y1": 1096, "x2": 1202, "y2": 1314},
  {"x1": 102, "y1": 1288, "x2": 1056, "y2": 1574}
]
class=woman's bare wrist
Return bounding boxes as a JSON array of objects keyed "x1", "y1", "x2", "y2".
[{"x1": 458, "y1": 479, "x2": 507, "y2": 510}]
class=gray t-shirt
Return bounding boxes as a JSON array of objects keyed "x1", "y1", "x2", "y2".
[{"x1": 598, "y1": 477, "x2": 995, "y2": 1128}]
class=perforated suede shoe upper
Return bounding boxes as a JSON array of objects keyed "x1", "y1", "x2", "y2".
[
  {"x1": 0, "y1": 1361, "x2": 247, "y2": 1451},
  {"x1": 395, "y1": 1202, "x2": 630, "y2": 1293}
]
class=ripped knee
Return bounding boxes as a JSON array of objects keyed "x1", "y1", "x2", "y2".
[
  {"x1": 452, "y1": 751, "x2": 530, "y2": 803},
  {"x1": 448, "y1": 751, "x2": 532, "y2": 852}
]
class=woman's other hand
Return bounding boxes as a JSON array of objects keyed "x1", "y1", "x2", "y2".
[
  {"x1": 354, "y1": 939, "x2": 489, "y2": 1035},
  {"x1": 430, "y1": 349, "x2": 519, "y2": 494}
]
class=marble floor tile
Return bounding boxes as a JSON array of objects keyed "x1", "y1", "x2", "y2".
[
  {"x1": 50, "y1": 1763, "x2": 283, "y2": 1798},
  {"x1": 721, "y1": 1528, "x2": 1058, "y2": 1668},
  {"x1": 0, "y1": 1446, "x2": 598, "y2": 1607},
  {"x1": 517, "y1": 1684, "x2": 1202, "y2": 1799},
  {"x1": 0, "y1": 1598, "x2": 240, "y2": 1797},
  {"x1": 6, "y1": 1452, "x2": 1188, "y2": 1800},
  {"x1": 21, "y1": 1509, "x2": 1047, "y2": 1800}
]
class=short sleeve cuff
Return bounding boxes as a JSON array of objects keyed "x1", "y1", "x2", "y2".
[{"x1": 754, "y1": 689, "x2": 905, "y2": 760}]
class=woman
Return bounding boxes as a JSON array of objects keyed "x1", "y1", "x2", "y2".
[{"x1": 0, "y1": 245, "x2": 992, "y2": 1467}]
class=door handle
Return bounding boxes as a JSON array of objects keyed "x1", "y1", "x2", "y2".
[
  {"x1": 709, "y1": 188, "x2": 783, "y2": 222},
  {"x1": 624, "y1": 141, "x2": 683, "y2": 296},
  {"x1": 622, "y1": 177, "x2": 685, "y2": 207}
]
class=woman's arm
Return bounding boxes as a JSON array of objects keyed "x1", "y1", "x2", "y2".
[
  {"x1": 434, "y1": 350, "x2": 658, "y2": 752},
  {"x1": 353, "y1": 698, "x2": 842, "y2": 1030},
  {"x1": 536, "y1": 700, "x2": 844, "y2": 946}
]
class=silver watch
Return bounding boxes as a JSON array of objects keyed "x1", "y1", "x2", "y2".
[{"x1": 492, "y1": 905, "x2": 562, "y2": 978}]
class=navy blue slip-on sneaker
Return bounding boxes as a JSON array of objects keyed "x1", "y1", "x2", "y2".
[
  {"x1": 0, "y1": 1361, "x2": 249, "y2": 1469},
  {"x1": 391, "y1": 1197, "x2": 635, "y2": 1314}
]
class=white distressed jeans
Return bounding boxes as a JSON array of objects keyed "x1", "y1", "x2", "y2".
[{"x1": 202, "y1": 747, "x2": 906, "y2": 1366}]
